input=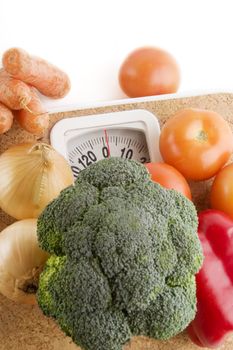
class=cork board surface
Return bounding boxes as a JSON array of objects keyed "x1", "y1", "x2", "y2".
[{"x1": 0, "y1": 92, "x2": 233, "y2": 350}]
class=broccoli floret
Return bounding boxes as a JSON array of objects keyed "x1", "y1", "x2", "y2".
[
  {"x1": 128, "y1": 276, "x2": 197, "y2": 339},
  {"x1": 37, "y1": 255, "x2": 65, "y2": 317},
  {"x1": 38, "y1": 254, "x2": 131, "y2": 350},
  {"x1": 72, "y1": 310, "x2": 131, "y2": 350},
  {"x1": 37, "y1": 182, "x2": 99, "y2": 255},
  {"x1": 76, "y1": 157, "x2": 150, "y2": 189},
  {"x1": 37, "y1": 157, "x2": 203, "y2": 350}
]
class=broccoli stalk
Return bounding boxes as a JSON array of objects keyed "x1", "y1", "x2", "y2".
[{"x1": 37, "y1": 157, "x2": 203, "y2": 350}]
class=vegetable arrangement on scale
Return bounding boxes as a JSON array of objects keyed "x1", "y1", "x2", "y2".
[{"x1": 0, "y1": 45, "x2": 232, "y2": 350}]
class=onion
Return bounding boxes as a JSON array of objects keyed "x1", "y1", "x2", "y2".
[
  {"x1": 0, "y1": 142, "x2": 74, "y2": 219},
  {"x1": 0, "y1": 219, "x2": 49, "y2": 304}
]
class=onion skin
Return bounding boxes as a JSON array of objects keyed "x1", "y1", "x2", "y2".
[
  {"x1": 0, "y1": 219, "x2": 49, "y2": 304},
  {"x1": 0, "y1": 143, "x2": 74, "y2": 219}
]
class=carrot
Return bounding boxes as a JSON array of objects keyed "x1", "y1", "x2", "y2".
[
  {"x1": 15, "y1": 88, "x2": 49, "y2": 137},
  {"x1": 0, "y1": 102, "x2": 14, "y2": 134},
  {"x1": 3, "y1": 48, "x2": 71, "y2": 99},
  {"x1": 0, "y1": 69, "x2": 31, "y2": 110}
]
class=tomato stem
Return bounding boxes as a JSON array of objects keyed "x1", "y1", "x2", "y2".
[{"x1": 196, "y1": 130, "x2": 208, "y2": 141}]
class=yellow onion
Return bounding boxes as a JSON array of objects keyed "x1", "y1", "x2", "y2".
[
  {"x1": 0, "y1": 219, "x2": 49, "y2": 304},
  {"x1": 0, "y1": 142, "x2": 74, "y2": 219}
]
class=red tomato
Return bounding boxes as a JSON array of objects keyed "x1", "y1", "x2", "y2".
[
  {"x1": 210, "y1": 163, "x2": 233, "y2": 219},
  {"x1": 119, "y1": 47, "x2": 180, "y2": 97},
  {"x1": 145, "y1": 162, "x2": 192, "y2": 200},
  {"x1": 159, "y1": 108, "x2": 233, "y2": 181}
]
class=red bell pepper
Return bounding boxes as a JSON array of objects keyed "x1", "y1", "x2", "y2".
[{"x1": 188, "y1": 209, "x2": 233, "y2": 348}]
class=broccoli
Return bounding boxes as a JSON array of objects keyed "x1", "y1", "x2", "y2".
[{"x1": 37, "y1": 157, "x2": 203, "y2": 350}]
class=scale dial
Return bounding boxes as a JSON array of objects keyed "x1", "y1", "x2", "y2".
[
  {"x1": 68, "y1": 128, "x2": 150, "y2": 178},
  {"x1": 50, "y1": 109, "x2": 161, "y2": 178}
]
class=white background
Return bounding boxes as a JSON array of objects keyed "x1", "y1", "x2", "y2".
[{"x1": 1, "y1": 0, "x2": 233, "y2": 110}]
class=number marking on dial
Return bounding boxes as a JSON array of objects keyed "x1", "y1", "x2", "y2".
[{"x1": 68, "y1": 128, "x2": 150, "y2": 178}]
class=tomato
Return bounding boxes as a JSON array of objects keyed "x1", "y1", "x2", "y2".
[
  {"x1": 118, "y1": 47, "x2": 180, "y2": 98},
  {"x1": 145, "y1": 162, "x2": 192, "y2": 200},
  {"x1": 210, "y1": 163, "x2": 233, "y2": 219},
  {"x1": 159, "y1": 108, "x2": 233, "y2": 181}
]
